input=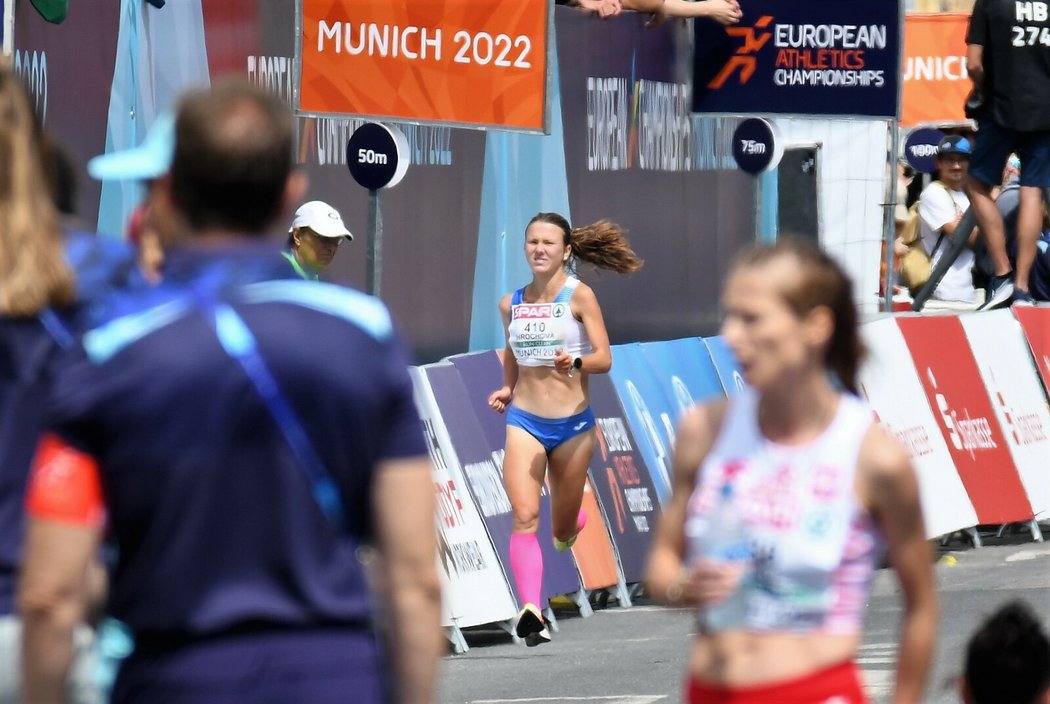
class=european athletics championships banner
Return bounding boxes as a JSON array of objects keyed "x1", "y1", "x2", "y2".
[{"x1": 692, "y1": 0, "x2": 902, "y2": 118}]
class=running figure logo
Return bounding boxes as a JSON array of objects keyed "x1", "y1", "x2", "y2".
[{"x1": 708, "y1": 15, "x2": 774, "y2": 88}]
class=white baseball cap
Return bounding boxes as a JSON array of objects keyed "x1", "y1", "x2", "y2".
[{"x1": 289, "y1": 200, "x2": 353, "y2": 240}]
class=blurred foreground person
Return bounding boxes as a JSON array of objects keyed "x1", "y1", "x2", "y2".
[
  {"x1": 0, "y1": 62, "x2": 119, "y2": 704},
  {"x1": 19, "y1": 80, "x2": 442, "y2": 704},
  {"x1": 646, "y1": 239, "x2": 937, "y2": 703},
  {"x1": 962, "y1": 600, "x2": 1050, "y2": 704}
]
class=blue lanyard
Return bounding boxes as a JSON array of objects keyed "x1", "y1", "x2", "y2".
[{"x1": 208, "y1": 302, "x2": 345, "y2": 530}]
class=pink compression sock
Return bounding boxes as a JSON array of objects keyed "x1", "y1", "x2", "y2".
[
  {"x1": 509, "y1": 532, "x2": 543, "y2": 608},
  {"x1": 576, "y1": 509, "x2": 587, "y2": 533}
]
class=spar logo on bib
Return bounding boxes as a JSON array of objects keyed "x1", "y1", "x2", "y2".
[
  {"x1": 552, "y1": 303, "x2": 566, "y2": 318},
  {"x1": 515, "y1": 304, "x2": 551, "y2": 319}
]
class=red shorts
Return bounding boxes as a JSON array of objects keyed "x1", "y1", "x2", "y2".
[{"x1": 687, "y1": 660, "x2": 868, "y2": 704}]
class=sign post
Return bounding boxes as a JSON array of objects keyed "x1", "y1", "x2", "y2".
[
  {"x1": 346, "y1": 122, "x2": 409, "y2": 297},
  {"x1": 731, "y1": 118, "x2": 783, "y2": 240}
]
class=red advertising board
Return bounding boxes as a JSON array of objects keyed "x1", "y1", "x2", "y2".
[
  {"x1": 1014, "y1": 307, "x2": 1050, "y2": 394},
  {"x1": 896, "y1": 316, "x2": 1032, "y2": 524},
  {"x1": 297, "y1": 0, "x2": 551, "y2": 132}
]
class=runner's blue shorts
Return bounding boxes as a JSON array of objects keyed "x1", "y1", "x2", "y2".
[{"x1": 506, "y1": 406, "x2": 596, "y2": 452}]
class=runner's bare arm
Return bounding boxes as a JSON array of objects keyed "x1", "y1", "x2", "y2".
[
  {"x1": 645, "y1": 401, "x2": 725, "y2": 606},
  {"x1": 858, "y1": 426, "x2": 937, "y2": 704},
  {"x1": 489, "y1": 293, "x2": 517, "y2": 412}
]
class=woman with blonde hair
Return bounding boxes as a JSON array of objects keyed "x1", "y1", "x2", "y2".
[
  {"x1": 0, "y1": 62, "x2": 105, "y2": 703},
  {"x1": 646, "y1": 239, "x2": 937, "y2": 703},
  {"x1": 488, "y1": 212, "x2": 642, "y2": 646}
]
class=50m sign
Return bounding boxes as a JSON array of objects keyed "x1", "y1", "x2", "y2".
[{"x1": 296, "y1": 0, "x2": 552, "y2": 133}]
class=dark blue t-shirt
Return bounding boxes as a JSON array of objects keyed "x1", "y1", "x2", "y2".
[
  {"x1": 0, "y1": 230, "x2": 136, "y2": 615},
  {"x1": 44, "y1": 243, "x2": 427, "y2": 640}
]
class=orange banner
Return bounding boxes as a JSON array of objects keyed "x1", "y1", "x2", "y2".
[
  {"x1": 901, "y1": 13, "x2": 971, "y2": 126},
  {"x1": 298, "y1": 0, "x2": 550, "y2": 132}
]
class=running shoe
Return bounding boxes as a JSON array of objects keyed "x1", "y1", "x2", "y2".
[
  {"x1": 977, "y1": 273, "x2": 1015, "y2": 311},
  {"x1": 1012, "y1": 289, "x2": 1035, "y2": 306},
  {"x1": 514, "y1": 603, "x2": 551, "y2": 647},
  {"x1": 553, "y1": 510, "x2": 588, "y2": 552}
]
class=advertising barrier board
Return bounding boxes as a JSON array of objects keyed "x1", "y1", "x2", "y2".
[
  {"x1": 640, "y1": 338, "x2": 726, "y2": 419},
  {"x1": 409, "y1": 367, "x2": 518, "y2": 629},
  {"x1": 896, "y1": 316, "x2": 1033, "y2": 525},
  {"x1": 961, "y1": 311, "x2": 1050, "y2": 516},
  {"x1": 586, "y1": 374, "x2": 661, "y2": 584},
  {"x1": 1014, "y1": 307, "x2": 1050, "y2": 395},
  {"x1": 703, "y1": 336, "x2": 746, "y2": 396},
  {"x1": 607, "y1": 344, "x2": 678, "y2": 506},
  {"x1": 858, "y1": 319, "x2": 978, "y2": 537}
]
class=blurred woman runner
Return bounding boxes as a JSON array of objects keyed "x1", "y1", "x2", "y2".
[
  {"x1": 0, "y1": 62, "x2": 111, "y2": 704},
  {"x1": 488, "y1": 212, "x2": 642, "y2": 646},
  {"x1": 646, "y1": 239, "x2": 937, "y2": 703}
]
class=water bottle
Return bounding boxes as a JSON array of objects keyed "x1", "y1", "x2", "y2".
[{"x1": 692, "y1": 484, "x2": 752, "y2": 631}]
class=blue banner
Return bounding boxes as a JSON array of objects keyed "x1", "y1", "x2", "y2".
[
  {"x1": 606, "y1": 344, "x2": 678, "y2": 506},
  {"x1": 442, "y1": 353, "x2": 580, "y2": 604},
  {"x1": 703, "y1": 336, "x2": 747, "y2": 397},
  {"x1": 640, "y1": 338, "x2": 726, "y2": 419},
  {"x1": 692, "y1": 0, "x2": 902, "y2": 118}
]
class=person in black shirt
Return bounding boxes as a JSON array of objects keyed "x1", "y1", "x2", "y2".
[{"x1": 966, "y1": 0, "x2": 1050, "y2": 309}]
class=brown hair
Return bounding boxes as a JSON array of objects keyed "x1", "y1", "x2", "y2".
[
  {"x1": 527, "y1": 212, "x2": 643, "y2": 274},
  {"x1": 0, "y1": 63, "x2": 73, "y2": 316},
  {"x1": 731, "y1": 238, "x2": 865, "y2": 395},
  {"x1": 171, "y1": 78, "x2": 293, "y2": 234}
]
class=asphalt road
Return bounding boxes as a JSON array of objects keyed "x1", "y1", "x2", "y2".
[{"x1": 436, "y1": 527, "x2": 1050, "y2": 704}]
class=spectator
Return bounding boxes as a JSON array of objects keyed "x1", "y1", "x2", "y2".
[
  {"x1": 19, "y1": 80, "x2": 442, "y2": 704},
  {"x1": 994, "y1": 158, "x2": 1050, "y2": 301},
  {"x1": 88, "y1": 111, "x2": 179, "y2": 284},
  {"x1": 961, "y1": 600, "x2": 1050, "y2": 704},
  {"x1": 646, "y1": 239, "x2": 937, "y2": 703},
  {"x1": 965, "y1": 0, "x2": 1050, "y2": 309},
  {"x1": 284, "y1": 200, "x2": 354, "y2": 280},
  {"x1": 557, "y1": 0, "x2": 742, "y2": 24},
  {"x1": 919, "y1": 135, "x2": 983, "y2": 307}
]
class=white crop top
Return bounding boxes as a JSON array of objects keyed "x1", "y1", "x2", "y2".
[
  {"x1": 687, "y1": 388, "x2": 883, "y2": 633},
  {"x1": 507, "y1": 277, "x2": 592, "y2": 367}
]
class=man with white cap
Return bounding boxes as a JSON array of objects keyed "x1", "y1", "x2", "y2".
[{"x1": 285, "y1": 200, "x2": 353, "y2": 280}]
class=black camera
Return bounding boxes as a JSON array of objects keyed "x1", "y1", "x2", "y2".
[{"x1": 964, "y1": 87, "x2": 987, "y2": 120}]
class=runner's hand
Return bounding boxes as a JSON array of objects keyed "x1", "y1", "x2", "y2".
[
  {"x1": 488, "y1": 386, "x2": 513, "y2": 413},
  {"x1": 680, "y1": 559, "x2": 746, "y2": 606},
  {"x1": 553, "y1": 349, "x2": 574, "y2": 377}
]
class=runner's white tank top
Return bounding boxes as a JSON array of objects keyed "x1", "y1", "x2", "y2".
[
  {"x1": 687, "y1": 388, "x2": 883, "y2": 633},
  {"x1": 508, "y1": 277, "x2": 592, "y2": 367}
]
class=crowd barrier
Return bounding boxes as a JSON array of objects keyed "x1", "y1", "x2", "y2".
[{"x1": 415, "y1": 308, "x2": 1050, "y2": 652}]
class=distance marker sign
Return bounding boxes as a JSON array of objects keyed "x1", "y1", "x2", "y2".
[
  {"x1": 732, "y1": 118, "x2": 783, "y2": 174},
  {"x1": 346, "y1": 123, "x2": 409, "y2": 190}
]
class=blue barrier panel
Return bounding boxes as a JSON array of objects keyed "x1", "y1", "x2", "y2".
[
  {"x1": 703, "y1": 336, "x2": 746, "y2": 396},
  {"x1": 640, "y1": 338, "x2": 726, "y2": 420},
  {"x1": 441, "y1": 353, "x2": 580, "y2": 603},
  {"x1": 587, "y1": 374, "x2": 660, "y2": 583},
  {"x1": 606, "y1": 343, "x2": 678, "y2": 506}
]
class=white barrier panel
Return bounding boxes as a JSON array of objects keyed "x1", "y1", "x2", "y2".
[
  {"x1": 960, "y1": 310, "x2": 1050, "y2": 517},
  {"x1": 409, "y1": 367, "x2": 518, "y2": 629},
  {"x1": 859, "y1": 319, "x2": 978, "y2": 537}
]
